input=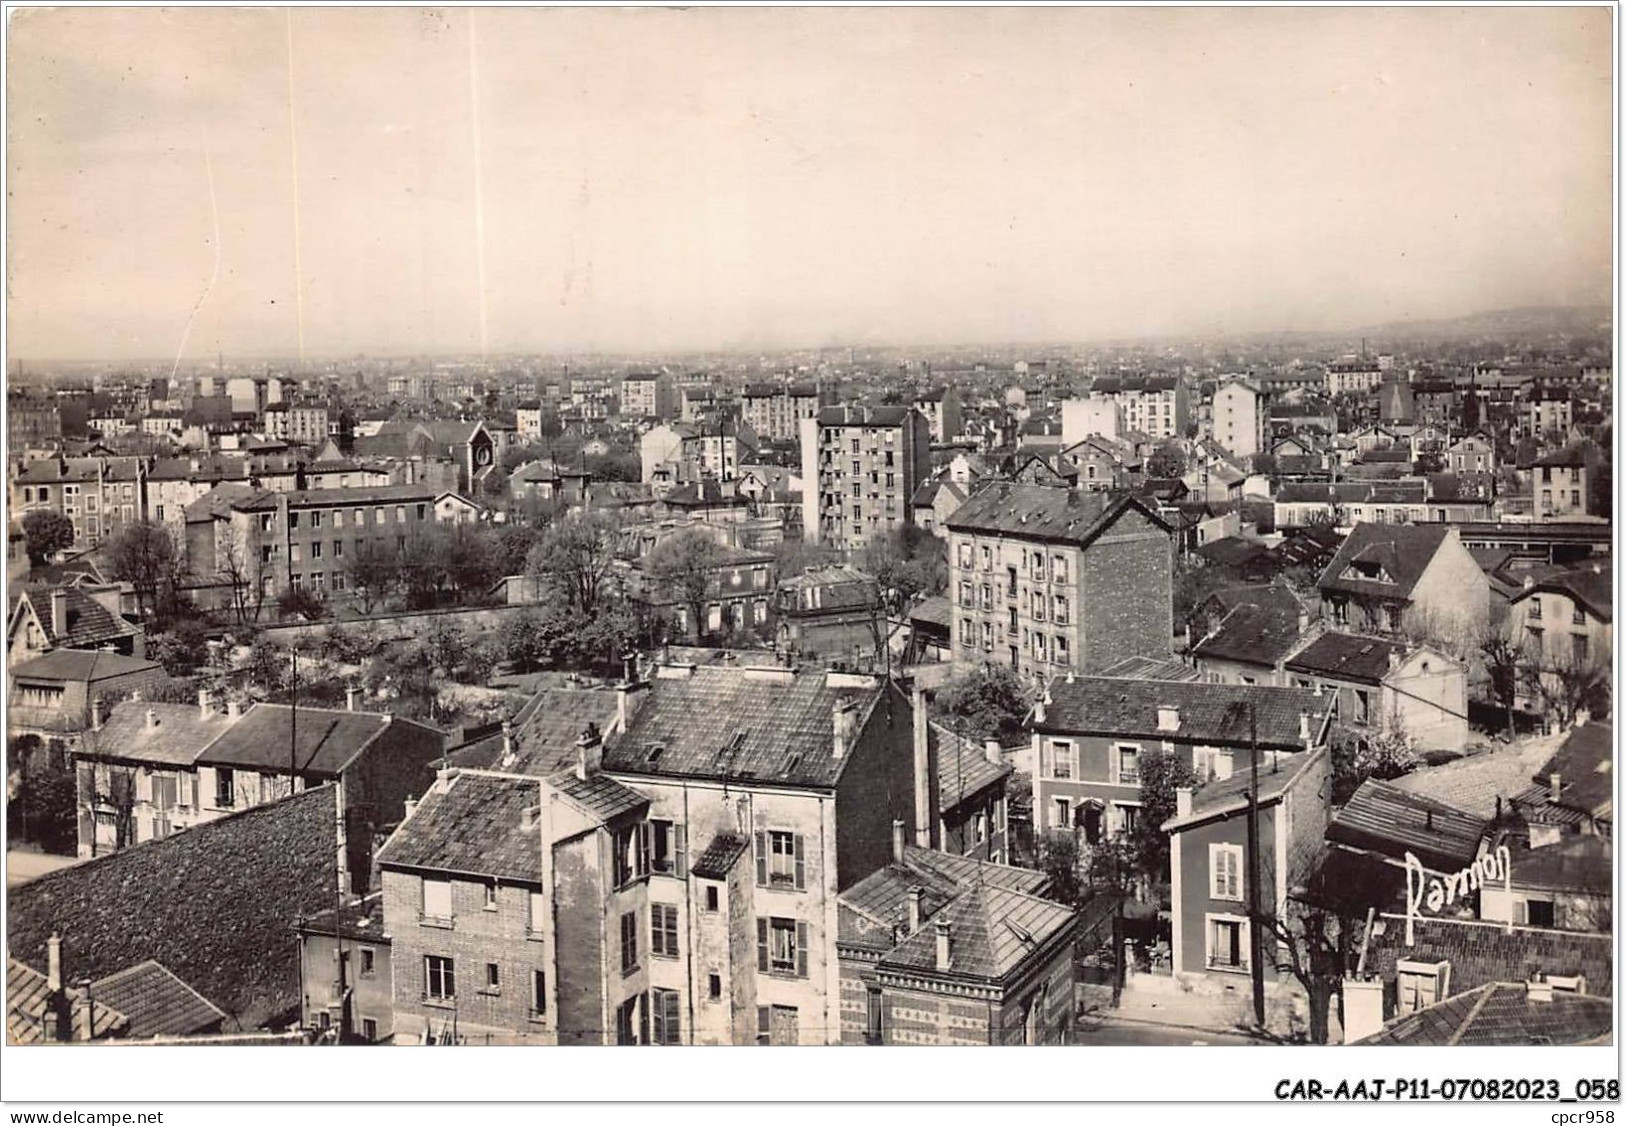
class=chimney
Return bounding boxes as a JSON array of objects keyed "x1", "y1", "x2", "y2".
[
  {"x1": 346, "y1": 685, "x2": 359, "y2": 712},
  {"x1": 907, "y1": 885, "x2": 923, "y2": 935},
  {"x1": 1549, "y1": 772, "x2": 1562, "y2": 803},
  {"x1": 434, "y1": 767, "x2": 454, "y2": 795},
  {"x1": 1176, "y1": 787, "x2": 1193, "y2": 820},
  {"x1": 71, "y1": 980, "x2": 95, "y2": 1042},
  {"x1": 46, "y1": 933, "x2": 62, "y2": 993},
  {"x1": 1299, "y1": 711, "x2": 1312, "y2": 746},
  {"x1": 50, "y1": 590, "x2": 68, "y2": 638},
  {"x1": 1527, "y1": 978, "x2": 1554, "y2": 1003},
  {"x1": 832, "y1": 700, "x2": 854, "y2": 759},
  {"x1": 575, "y1": 722, "x2": 603, "y2": 781},
  {"x1": 891, "y1": 819, "x2": 907, "y2": 864},
  {"x1": 617, "y1": 678, "x2": 649, "y2": 731},
  {"x1": 197, "y1": 688, "x2": 211, "y2": 718},
  {"x1": 89, "y1": 698, "x2": 103, "y2": 732},
  {"x1": 145, "y1": 707, "x2": 158, "y2": 731},
  {"x1": 934, "y1": 917, "x2": 952, "y2": 971},
  {"x1": 226, "y1": 698, "x2": 242, "y2": 720},
  {"x1": 403, "y1": 797, "x2": 418, "y2": 820},
  {"x1": 1387, "y1": 648, "x2": 1401, "y2": 672},
  {"x1": 984, "y1": 738, "x2": 1002, "y2": 766},
  {"x1": 910, "y1": 685, "x2": 931, "y2": 847},
  {"x1": 1157, "y1": 706, "x2": 1180, "y2": 733},
  {"x1": 521, "y1": 804, "x2": 540, "y2": 832},
  {"x1": 500, "y1": 720, "x2": 516, "y2": 769}
]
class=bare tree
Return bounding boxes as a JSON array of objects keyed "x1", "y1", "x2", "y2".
[
  {"x1": 646, "y1": 528, "x2": 728, "y2": 641},
  {"x1": 527, "y1": 510, "x2": 620, "y2": 618},
  {"x1": 1531, "y1": 644, "x2": 1611, "y2": 729},
  {"x1": 1476, "y1": 603, "x2": 1532, "y2": 740},
  {"x1": 215, "y1": 521, "x2": 264, "y2": 625},
  {"x1": 107, "y1": 520, "x2": 188, "y2": 619}
]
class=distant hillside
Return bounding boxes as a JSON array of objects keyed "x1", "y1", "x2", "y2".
[{"x1": 1354, "y1": 305, "x2": 1611, "y2": 342}]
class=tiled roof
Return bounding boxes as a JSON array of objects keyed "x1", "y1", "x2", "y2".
[
  {"x1": 9, "y1": 649, "x2": 162, "y2": 684},
  {"x1": 1165, "y1": 746, "x2": 1326, "y2": 830},
  {"x1": 1096, "y1": 654, "x2": 1204, "y2": 682},
  {"x1": 689, "y1": 833, "x2": 750, "y2": 880},
  {"x1": 877, "y1": 884, "x2": 1076, "y2": 982},
  {"x1": 91, "y1": 960, "x2": 227, "y2": 1039},
  {"x1": 604, "y1": 667, "x2": 890, "y2": 789},
  {"x1": 814, "y1": 404, "x2": 916, "y2": 428},
  {"x1": 1359, "y1": 982, "x2": 1612, "y2": 1046},
  {"x1": 83, "y1": 700, "x2": 240, "y2": 767},
  {"x1": 182, "y1": 482, "x2": 260, "y2": 522},
  {"x1": 1532, "y1": 722, "x2": 1612, "y2": 819},
  {"x1": 1283, "y1": 631, "x2": 1406, "y2": 685},
  {"x1": 549, "y1": 769, "x2": 649, "y2": 822},
  {"x1": 1514, "y1": 567, "x2": 1612, "y2": 622},
  {"x1": 838, "y1": 845, "x2": 1048, "y2": 950},
  {"x1": 6, "y1": 785, "x2": 341, "y2": 1029},
  {"x1": 15, "y1": 586, "x2": 139, "y2": 649},
  {"x1": 947, "y1": 482, "x2": 1166, "y2": 545},
  {"x1": 1318, "y1": 523, "x2": 1455, "y2": 601},
  {"x1": 909, "y1": 594, "x2": 952, "y2": 629},
  {"x1": 931, "y1": 723, "x2": 1011, "y2": 811},
  {"x1": 1327, "y1": 779, "x2": 1487, "y2": 871},
  {"x1": 1193, "y1": 600, "x2": 1305, "y2": 669},
  {"x1": 1037, "y1": 677, "x2": 1330, "y2": 750},
  {"x1": 1507, "y1": 836, "x2": 1612, "y2": 895},
  {"x1": 378, "y1": 773, "x2": 545, "y2": 883},
  {"x1": 8, "y1": 959, "x2": 130, "y2": 1043},
  {"x1": 195, "y1": 704, "x2": 393, "y2": 776},
  {"x1": 295, "y1": 891, "x2": 389, "y2": 943},
  {"x1": 452, "y1": 688, "x2": 621, "y2": 776},
  {"x1": 1388, "y1": 742, "x2": 1553, "y2": 820}
]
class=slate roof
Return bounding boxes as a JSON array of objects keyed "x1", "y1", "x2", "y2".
[
  {"x1": 909, "y1": 594, "x2": 952, "y2": 629},
  {"x1": 931, "y1": 723, "x2": 1011, "y2": 812},
  {"x1": 1388, "y1": 741, "x2": 1553, "y2": 820},
  {"x1": 195, "y1": 704, "x2": 393, "y2": 776},
  {"x1": 814, "y1": 404, "x2": 916, "y2": 428},
  {"x1": 1283, "y1": 631, "x2": 1407, "y2": 685},
  {"x1": 1164, "y1": 746, "x2": 1327, "y2": 831},
  {"x1": 1096, "y1": 654, "x2": 1204, "y2": 682},
  {"x1": 946, "y1": 482, "x2": 1167, "y2": 545},
  {"x1": 9, "y1": 649, "x2": 163, "y2": 684},
  {"x1": 1531, "y1": 722, "x2": 1613, "y2": 820},
  {"x1": 451, "y1": 688, "x2": 621, "y2": 776},
  {"x1": 378, "y1": 773, "x2": 546, "y2": 883},
  {"x1": 1192, "y1": 591, "x2": 1306, "y2": 669},
  {"x1": 1514, "y1": 567, "x2": 1612, "y2": 622},
  {"x1": 91, "y1": 960, "x2": 227, "y2": 1039},
  {"x1": 549, "y1": 769, "x2": 650, "y2": 823},
  {"x1": 1359, "y1": 982, "x2": 1612, "y2": 1046},
  {"x1": 877, "y1": 884, "x2": 1076, "y2": 982},
  {"x1": 14, "y1": 586, "x2": 140, "y2": 650},
  {"x1": 1327, "y1": 779, "x2": 1488, "y2": 872},
  {"x1": 295, "y1": 891, "x2": 389, "y2": 943},
  {"x1": 6, "y1": 785, "x2": 341, "y2": 1029},
  {"x1": 1507, "y1": 836, "x2": 1612, "y2": 895},
  {"x1": 690, "y1": 833, "x2": 750, "y2": 880},
  {"x1": 1036, "y1": 677, "x2": 1331, "y2": 750},
  {"x1": 83, "y1": 700, "x2": 241, "y2": 767},
  {"x1": 838, "y1": 845, "x2": 1049, "y2": 952},
  {"x1": 1318, "y1": 523, "x2": 1454, "y2": 601},
  {"x1": 604, "y1": 667, "x2": 890, "y2": 789}
]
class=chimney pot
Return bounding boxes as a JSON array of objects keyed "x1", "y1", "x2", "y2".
[
  {"x1": 891, "y1": 819, "x2": 907, "y2": 864},
  {"x1": 226, "y1": 698, "x2": 242, "y2": 720},
  {"x1": 197, "y1": 688, "x2": 211, "y2": 718},
  {"x1": 1549, "y1": 772, "x2": 1562, "y2": 803},
  {"x1": 1176, "y1": 786, "x2": 1193, "y2": 819},
  {"x1": 934, "y1": 917, "x2": 952, "y2": 971},
  {"x1": 46, "y1": 934, "x2": 62, "y2": 994},
  {"x1": 403, "y1": 797, "x2": 418, "y2": 820},
  {"x1": 145, "y1": 707, "x2": 158, "y2": 731},
  {"x1": 984, "y1": 738, "x2": 1002, "y2": 766},
  {"x1": 346, "y1": 685, "x2": 359, "y2": 712},
  {"x1": 50, "y1": 589, "x2": 69, "y2": 638},
  {"x1": 907, "y1": 885, "x2": 923, "y2": 935},
  {"x1": 1299, "y1": 711, "x2": 1312, "y2": 744}
]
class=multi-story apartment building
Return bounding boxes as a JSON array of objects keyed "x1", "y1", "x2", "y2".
[
  {"x1": 186, "y1": 484, "x2": 481, "y2": 603},
  {"x1": 910, "y1": 387, "x2": 963, "y2": 445},
  {"x1": 639, "y1": 422, "x2": 759, "y2": 486},
  {"x1": 742, "y1": 383, "x2": 829, "y2": 443},
  {"x1": 1210, "y1": 379, "x2": 1269, "y2": 460},
  {"x1": 1060, "y1": 395, "x2": 1121, "y2": 446},
  {"x1": 620, "y1": 373, "x2": 677, "y2": 421},
  {"x1": 679, "y1": 385, "x2": 717, "y2": 424},
  {"x1": 1325, "y1": 356, "x2": 1382, "y2": 396},
  {"x1": 262, "y1": 403, "x2": 330, "y2": 445},
  {"x1": 614, "y1": 529, "x2": 776, "y2": 639},
  {"x1": 1446, "y1": 433, "x2": 1496, "y2": 476},
  {"x1": 944, "y1": 484, "x2": 1174, "y2": 677},
  {"x1": 1509, "y1": 566, "x2": 1612, "y2": 715},
  {"x1": 1029, "y1": 677, "x2": 1332, "y2": 840},
  {"x1": 1531, "y1": 448, "x2": 1590, "y2": 520},
  {"x1": 8, "y1": 393, "x2": 63, "y2": 451},
  {"x1": 798, "y1": 405, "x2": 932, "y2": 550},
  {"x1": 514, "y1": 402, "x2": 547, "y2": 439},
  {"x1": 1525, "y1": 385, "x2": 1574, "y2": 439},
  {"x1": 1081, "y1": 375, "x2": 1188, "y2": 440},
  {"x1": 13, "y1": 457, "x2": 146, "y2": 549}
]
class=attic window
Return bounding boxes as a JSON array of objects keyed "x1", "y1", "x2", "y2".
[{"x1": 645, "y1": 744, "x2": 665, "y2": 765}]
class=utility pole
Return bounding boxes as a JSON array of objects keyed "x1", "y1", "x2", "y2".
[{"x1": 1245, "y1": 700, "x2": 1266, "y2": 1027}]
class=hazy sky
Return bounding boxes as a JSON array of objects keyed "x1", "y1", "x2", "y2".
[{"x1": 6, "y1": 6, "x2": 1613, "y2": 361}]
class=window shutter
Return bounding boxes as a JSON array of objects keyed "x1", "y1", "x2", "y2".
[
  {"x1": 757, "y1": 918, "x2": 769, "y2": 972},
  {"x1": 638, "y1": 823, "x2": 651, "y2": 875},
  {"x1": 134, "y1": 770, "x2": 152, "y2": 803},
  {"x1": 755, "y1": 831, "x2": 768, "y2": 886},
  {"x1": 793, "y1": 835, "x2": 806, "y2": 890},
  {"x1": 651, "y1": 994, "x2": 665, "y2": 1046},
  {"x1": 674, "y1": 824, "x2": 687, "y2": 878},
  {"x1": 665, "y1": 991, "x2": 681, "y2": 1045},
  {"x1": 796, "y1": 921, "x2": 809, "y2": 978},
  {"x1": 1038, "y1": 742, "x2": 1050, "y2": 778},
  {"x1": 757, "y1": 1005, "x2": 771, "y2": 1043},
  {"x1": 638, "y1": 992, "x2": 649, "y2": 1045}
]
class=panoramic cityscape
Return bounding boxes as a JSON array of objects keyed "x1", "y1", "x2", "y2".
[{"x1": 2, "y1": 4, "x2": 1614, "y2": 1066}]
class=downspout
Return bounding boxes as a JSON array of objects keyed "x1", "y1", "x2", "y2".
[{"x1": 682, "y1": 781, "x2": 696, "y2": 1045}]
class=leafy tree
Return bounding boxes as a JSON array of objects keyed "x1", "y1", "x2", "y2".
[
  {"x1": 106, "y1": 520, "x2": 186, "y2": 617},
  {"x1": 344, "y1": 538, "x2": 402, "y2": 614},
  {"x1": 646, "y1": 529, "x2": 729, "y2": 639},
  {"x1": 936, "y1": 665, "x2": 1031, "y2": 746},
  {"x1": 860, "y1": 525, "x2": 948, "y2": 613},
  {"x1": 276, "y1": 586, "x2": 327, "y2": 622},
  {"x1": 527, "y1": 510, "x2": 619, "y2": 617},
  {"x1": 1147, "y1": 440, "x2": 1188, "y2": 479},
  {"x1": 244, "y1": 636, "x2": 289, "y2": 692},
  {"x1": 493, "y1": 522, "x2": 543, "y2": 579},
  {"x1": 1130, "y1": 747, "x2": 1196, "y2": 881},
  {"x1": 22, "y1": 510, "x2": 75, "y2": 565},
  {"x1": 499, "y1": 604, "x2": 583, "y2": 672},
  {"x1": 422, "y1": 616, "x2": 470, "y2": 676},
  {"x1": 1035, "y1": 830, "x2": 1084, "y2": 909},
  {"x1": 574, "y1": 602, "x2": 645, "y2": 673},
  {"x1": 147, "y1": 619, "x2": 211, "y2": 677},
  {"x1": 1328, "y1": 722, "x2": 1418, "y2": 804}
]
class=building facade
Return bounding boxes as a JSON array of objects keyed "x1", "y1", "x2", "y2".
[{"x1": 799, "y1": 406, "x2": 932, "y2": 551}]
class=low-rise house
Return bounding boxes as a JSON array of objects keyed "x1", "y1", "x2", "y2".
[
  {"x1": 7, "y1": 650, "x2": 165, "y2": 742},
  {"x1": 1326, "y1": 779, "x2": 1488, "y2": 876},
  {"x1": 7, "y1": 947, "x2": 228, "y2": 1043},
  {"x1": 1507, "y1": 566, "x2": 1612, "y2": 715},
  {"x1": 1029, "y1": 677, "x2": 1332, "y2": 842},
  {"x1": 923, "y1": 716, "x2": 1013, "y2": 865},
  {"x1": 1478, "y1": 836, "x2": 1612, "y2": 933},
  {"x1": 7, "y1": 585, "x2": 144, "y2": 668},
  {"x1": 294, "y1": 892, "x2": 393, "y2": 1042},
  {"x1": 1511, "y1": 722, "x2": 1613, "y2": 842},
  {"x1": 1281, "y1": 633, "x2": 1468, "y2": 750},
  {"x1": 903, "y1": 595, "x2": 952, "y2": 665},
  {"x1": 1530, "y1": 447, "x2": 1590, "y2": 520},
  {"x1": 774, "y1": 564, "x2": 881, "y2": 662},
  {"x1": 1356, "y1": 981, "x2": 1611, "y2": 1046},
  {"x1": 836, "y1": 831, "x2": 1077, "y2": 1045},
  {"x1": 1317, "y1": 523, "x2": 1489, "y2": 645},
  {"x1": 1161, "y1": 745, "x2": 1331, "y2": 987},
  {"x1": 909, "y1": 479, "x2": 969, "y2": 535},
  {"x1": 614, "y1": 529, "x2": 775, "y2": 640},
  {"x1": 1189, "y1": 583, "x2": 1308, "y2": 682}
]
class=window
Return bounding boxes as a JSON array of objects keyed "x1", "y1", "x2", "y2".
[
  {"x1": 648, "y1": 819, "x2": 686, "y2": 875},
  {"x1": 1573, "y1": 606, "x2": 1587, "y2": 626},
  {"x1": 866, "y1": 987, "x2": 884, "y2": 1045},
  {"x1": 333, "y1": 540, "x2": 343, "y2": 558},
  {"x1": 757, "y1": 830, "x2": 805, "y2": 889},
  {"x1": 1053, "y1": 594, "x2": 1068, "y2": 624},
  {"x1": 651, "y1": 903, "x2": 680, "y2": 957},
  {"x1": 651, "y1": 987, "x2": 682, "y2": 1045},
  {"x1": 1047, "y1": 740, "x2": 1074, "y2": 780},
  {"x1": 1528, "y1": 597, "x2": 1543, "y2": 620},
  {"x1": 757, "y1": 1004, "x2": 799, "y2": 1045},
  {"x1": 484, "y1": 962, "x2": 501, "y2": 992},
  {"x1": 289, "y1": 512, "x2": 300, "y2": 530},
  {"x1": 704, "y1": 885, "x2": 720, "y2": 913},
  {"x1": 958, "y1": 544, "x2": 972, "y2": 569},
  {"x1": 333, "y1": 509, "x2": 345, "y2": 529},
  {"x1": 614, "y1": 824, "x2": 648, "y2": 888},
  {"x1": 1206, "y1": 915, "x2": 1249, "y2": 972},
  {"x1": 214, "y1": 768, "x2": 235, "y2": 808},
  {"x1": 310, "y1": 542, "x2": 322, "y2": 559},
  {"x1": 1210, "y1": 844, "x2": 1244, "y2": 901},
  {"x1": 615, "y1": 996, "x2": 642, "y2": 1045},
  {"x1": 396, "y1": 505, "x2": 406, "y2": 523},
  {"x1": 1053, "y1": 797, "x2": 1072, "y2": 830},
  {"x1": 360, "y1": 948, "x2": 375, "y2": 978},
  {"x1": 707, "y1": 973, "x2": 722, "y2": 1001},
  {"x1": 758, "y1": 917, "x2": 808, "y2": 977},
  {"x1": 361, "y1": 1018, "x2": 378, "y2": 1041},
  {"x1": 425, "y1": 955, "x2": 456, "y2": 1001},
  {"x1": 422, "y1": 878, "x2": 452, "y2": 921},
  {"x1": 1115, "y1": 744, "x2": 1141, "y2": 785},
  {"x1": 620, "y1": 910, "x2": 640, "y2": 974},
  {"x1": 960, "y1": 618, "x2": 974, "y2": 648},
  {"x1": 1573, "y1": 634, "x2": 1590, "y2": 664},
  {"x1": 1525, "y1": 899, "x2": 1556, "y2": 928},
  {"x1": 483, "y1": 883, "x2": 498, "y2": 910},
  {"x1": 1052, "y1": 555, "x2": 1068, "y2": 583}
]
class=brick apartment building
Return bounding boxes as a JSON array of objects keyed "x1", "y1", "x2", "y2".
[
  {"x1": 742, "y1": 382, "x2": 830, "y2": 443},
  {"x1": 799, "y1": 405, "x2": 932, "y2": 551}
]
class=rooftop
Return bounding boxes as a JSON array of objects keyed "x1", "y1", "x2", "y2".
[
  {"x1": 13, "y1": 586, "x2": 140, "y2": 650},
  {"x1": 90, "y1": 960, "x2": 227, "y2": 1039},
  {"x1": 9, "y1": 649, "x2": 162, "y2": 684},
  {"x1": 931, "y1": 723, "x2": 1011, "y2": 812},
  {"x1": 1327, "y1": 779, "x2": 1488, "y2": 872},
  {"x1": 1164, "y1": 746, "x2": 1327, "y2": 831},
  {"x1": 1037, "y1": 676, "x2": 1331, "y2": 750},
  {"x1": 83, "y1": 700, "x2": 241, "y2": 767},
  {"x1": 1318, "y1": 523, "x2": 1457, "y2": 601},
  {"x1": 377, "y1": 772, "x2": 546, "y2": 884},
  {"x1": 1358, "y1": 982, "x2": 1611, "y2": 1046},
  {"x1": 1283, "y1": 631, "x2": 1409, "y2": 685},
  {"x1": 877, "y1": 883, "x2": 1076, "y2": 982},
  {"x1": 947, "y1": 482, "x2": 1165, "y2": 545}
]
